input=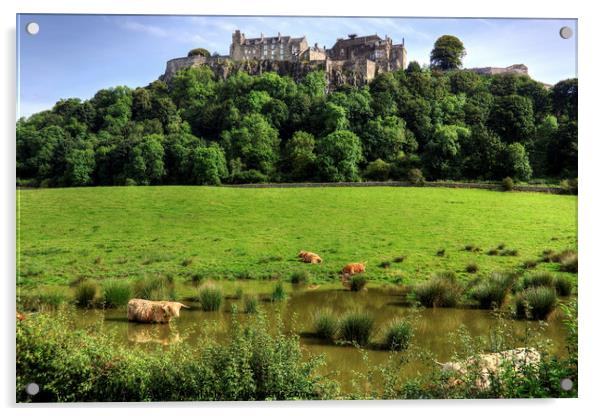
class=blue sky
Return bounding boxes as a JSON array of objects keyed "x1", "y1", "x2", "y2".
[{"x1": 17, "y1": 14, "x2": 577, "y2": 118}]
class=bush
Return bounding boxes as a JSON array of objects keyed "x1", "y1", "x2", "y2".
[
  {"x1": 349, "y1": 275, "x2": 367, "y2": 291},
  {"x1": 515, "y1": 286, "x2": 557, "y2": 320},
  {"x1": 554, "y1": 277, "x2": 573, "y2": 296},
  {"x1": 190, "y1": 272, "x2": 206, "y2": 286},
  {"x1": 290, "y1": 270, "x2": 310, "y2": 284},
  {"x1": 271, "y1": 281, "x2": 287, "y2": 302},
  {"x1": 133, "y1": 275, "x2": 177, "y2": 301},
  {"x1": 243, "y1": 295, "x2": 259, "y2": 314},
  {"x1": 487, "y1": 248, "x2": 499, "y2": 256},
  {"x1": 234, "y1": 286, "x2": 244, "y2": 299},
  {"x1": 339, "y1": 310, "x2": 374, "y2": 346},
  {"x1": 187, "y1": 47, "x2": 210, "y2": 57},
  {"x1": 74, "y1": 280, "x2": 98, "y2": 308},
  {"x1": 501, "y1": 176, "x2": 514, "y2": 191},
  {"x1": 198, "y1": 284, "x2": 223, "y2": 311},
  {"x1": 16, "y1": 309, "x2": 337, "y2": 402},
  {"x1": 382, "y1": 318, "x2": 413, "y2": 351},
  {"x1": 407, "y1": 168, "x2": 425, "y2": 185},
  {"x1": 465, "y1": 263, "x2": 479, "y2": 273},
  {"x1": 364, "y1": 159, "x2": 391, "y2": 181},
  {"x1": 101, "y1": 279, "x2": 132, "y2": 308},
  {"x1": 436, "y1": 249, "x2": 445, "y2": 257},
  {"x1": 413, "y1": 272, "x2": 463, "y2": 308},
  {"x1": 312, "y1": 308, "x2": 338, "y2": 341},
  {"x1": 470, "y1": 272, "x2": 515, "y2": 309},
  {"x1": 230, "y1": 169, "x2": 268, "y2": 184},
  {"x1": 560, "y1": 178, "x2": 578, "y2": 195}
]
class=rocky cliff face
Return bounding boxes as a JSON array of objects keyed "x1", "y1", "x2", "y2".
[{"x1": 160, "y1": 56, "x2": 378, "y2": 90}]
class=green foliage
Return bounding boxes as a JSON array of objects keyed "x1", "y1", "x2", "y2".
[
  {"x1": 290, "y1": 270, "x2": 310, "y2": 284},
  {"x1": 243, "y1": 295, "x2": 259, "y2": 314},
  {"x1": 101, "y1": 279, "x2": 132, "y2": 308},
  {"x1": 554, "y1": 277, "x2": 572, "y2": 297},
  {"x1": 339, "y1": 310, "x2": 375, "y2": 346},
  {"x1": 465, "y1": 263, "x2": 479, "y2": 273},
  {"x1": 284, "y1": 131, "x2": 316, "y2": 181},
  {"x1": 382, "y1": 318, "x2": 413, "y2": 351},
  {"x1": 430, "y1": 35, "x2": 466, "y2": 70},
  {"x1": 270, "y1": 281, "x2": 287, "y2": 302},
  {"x1": 364, "y1": 159, "x2": 392, "y2": 181},
  {"x1": 316, "y1": 130, "x2": 362, "y2": 182},
  {"x1": 469, "y1": 272, "x2": 515, "y2": 309},
  {"x1": 349, "y1": 275, "x2": 367, "y2": 291},
  {"x1": 515, "y1": 286, "x2": 557, "y2": 320},
  {"x1": 187, "y1": 48, "x2": 210, "y2": 58},
  {"x1": 198, "y1": 284, "x2": 223, "y2": 311},
  {"x1": 16, "y1": 309, "x2": 337, "y2": 402},
  {"x1": 74, "y1": 280, "x2": 98, "y2": 308},
  {"x1": 190, "y1": 143, "x2": 228, "y2": 185},
  {"x1": 313, "y1": 308, "x2": 339, "y2": 341},
  {"x1": 559, "y1": 253, "x2": 578, "y2": 273},
  {"x1": 501, "y1": 177, "x2": 514, "y2": 191},
  {"x1": 407, "y1": 168, "x2": 425, "y2": 185},
  {"x1": 414, "y1": 272, "x2": 463, "y2": 308},
  {"x1": 133, "y1": 275, "x2": 177, "y2": 301}
]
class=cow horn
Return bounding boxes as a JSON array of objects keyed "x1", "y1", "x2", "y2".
[
  {"x1": 179, "y1": 303, "x2": 190, "y2": 308},
  {"x1": 434, "y1": 360, "x2": 446, "y2": 367}
]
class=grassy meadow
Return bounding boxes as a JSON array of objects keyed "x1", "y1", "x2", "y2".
[{"x1": 17, "y1": 186, "x2": 577, "y2": 293}]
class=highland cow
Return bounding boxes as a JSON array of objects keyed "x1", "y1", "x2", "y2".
[
  {"x1": 298, "y1": 250, "x2": 322, "y2": 264},
  {"x1": 127, "y1": 299, "x2": 189, "y2": 324}
]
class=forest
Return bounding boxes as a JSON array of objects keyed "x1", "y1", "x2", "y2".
[{"x1": 16, "y1": 54, "x2": 577, "y2": 187}]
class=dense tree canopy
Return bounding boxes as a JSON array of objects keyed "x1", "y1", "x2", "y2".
[{"x1": 16, "y1": 45, "x2": 577, "y2": 187}]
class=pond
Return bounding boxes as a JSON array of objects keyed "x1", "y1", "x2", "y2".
[{"x1": 73, "y1": 283, "x2": 568, "y2": 392}]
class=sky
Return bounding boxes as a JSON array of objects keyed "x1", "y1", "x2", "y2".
[{"x1": 17, "y1": 14, "x2": 577, "y2": 118}]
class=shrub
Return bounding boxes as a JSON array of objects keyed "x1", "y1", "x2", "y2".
[
  {"x1": 181, "y1": 257, "x2": 194, "y2": 267},
  {"x1": 74, "y1": 280, "x2": 98, "y2": 308},
  {"x1": 312, "y1": 308, "x2": 338, "y2": 341},
  {"x1": 230, "y1": 169, "x2": 268, "y2": 184},
  {"x1": 559, "y1": 253, "x2": 578, "y2": 273},
  {"x1": 243, "y1": 295, "x2": 259, "y2": 314},
  {"x1": 407, "y1": 168, "x2": 425, "y2": 186},
  {"x1": 364, "y1": 159, "x2": 391, "y2": 181},
  {"x1": 271, "y1": 281, "x2": 287, "y2": 302},
  {"x1": 349, "y1": 275, "x2": 367, "y2": 291},
  {"x1": 190, "y1": 272, "x2": 206, "y2": 285},
  {"x1": 554, "y1": 277, "x2": 573, "y2": 297},
  {"x1": 470, "y1": 272, "x2": 515, "y2": 309},
  {"x1": 101, "y1": 279, "x2": 132, "y2": 308},
  {"x1": 290, "y1": 270, "x2": 310, "y2": 284},
  {"x1": 187, "y1": 47, "x2": 210, "y2": 57},
  {"x1": 234, "y1": 286, "x2": 244, "y2": 300},
  {"x1": 487, "y1": 248, "x2": 499, "y2": 256},
  {"x1": 382, "y1": 318, "x2": 413, "y2": 351},
  {"x1": 436, "y1": 249, "x2": 445, "y2": 257},
  {"x1": 560, "y1": 178, "x2": 578, "y2": 195},
  {"x1": 515, "y1": 286, "x2": 557, "y2": 320},
  {"x1": 413, "y1": 272, "x2": 463, "y2": 308},
  {"x1": 501, "y1": 177, "x2": 514, "y2": 191},
  {"x1": 198, "y1": 284, "x2": 223, "y2": 311},
  {"x1": 133, "y1": 275, "x2": 177, "y2": 300},
  {"x1": 339, "y1": 310, "x2": 374, "y2": 346},
  {"x1": 465, "y1": 263, "x2": 479, "y2": 273}
]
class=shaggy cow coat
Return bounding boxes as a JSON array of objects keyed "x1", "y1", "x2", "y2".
[{"x1": 127, "y1": 299, "x2": 189, "y2": 324}]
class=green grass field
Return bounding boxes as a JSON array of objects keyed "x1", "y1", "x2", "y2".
[{"x1": 17, "y1": 186, "x2": 577, "y2": 290}]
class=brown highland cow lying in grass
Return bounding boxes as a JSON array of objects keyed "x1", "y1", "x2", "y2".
[
  {"x1": 437, "y1": 347, "x2": 541, "y2": 391},
  {"x1": 127, "y1": 299, "x2": 189, "y2": 324},
  {"x1": 298, "y1": 250, "x2": 322, "y2": 264}
]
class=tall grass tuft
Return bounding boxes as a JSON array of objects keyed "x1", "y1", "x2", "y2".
[
  {"x1": 560, "y1": 253, "x2": 578, "y2": 273},
  {"x1": 243, "y1": 295, "x2": 259, "y2": 314},
  {"x1": 554, "y1": 277, "x2": 573, "y2": 297},
  {"x1": 413, "y1": 272, "x2": 463, "y2": 308},
  {"x1": 465, "y1": 263, "x2": 479, "y2": 273},
  {"x1": 133, "y1": 275, "x2": 177, "y2": 300},
  {"x1": 290, "y1": 270, "x2": 310, "y2": 284},
  {"x1": 312, "y1": 308, "x2": 339, "y2": 341},
  {"x1": 271, "y1": 281, "x2": 287, "y2": 302},
  {"x1": 198, "y1": 284, "x2": 223, "y2": 311},
  {"x1": 349, "y1": 275, "x2": 367, "y2": 291},
  {"x1": 522, "y1": 272, "x2": 556, "y2": 290},
  {"x1": 470, "y1": 272, "x2": 515, "y2": 309},
  {"x1": 339, "y1": 310, "x2": 374, "y2": 346},
  {"x1": 74, "y1": 280, "x2": 99, "y2": 308},
  {"x1": 382, "y1": 318, "x2": 413, "y2": 351},
  {"x1": 101, "y1": 279, "x2": 132, "y2": 308},
  {"x1": 515, "y1": 286, "x2": 557, "y2": 320}
]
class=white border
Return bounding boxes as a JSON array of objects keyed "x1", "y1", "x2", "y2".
[{"x1": 2, "y1": 1, "x2": 600, "y2": 415}]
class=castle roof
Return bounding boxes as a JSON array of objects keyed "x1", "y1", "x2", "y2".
[
  {"x1": 243, "y1": 34, "x2": 306, "y2": 46},
  {"x1": 331, "y1": 34, "x2": 383, "y2": 48}
]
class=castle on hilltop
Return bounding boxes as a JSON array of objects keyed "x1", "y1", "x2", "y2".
[{"x1": 162, "y1": 30, "x2": 408, "y2": 87}]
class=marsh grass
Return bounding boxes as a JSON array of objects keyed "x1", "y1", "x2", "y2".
[
  {"x1": 554, "y1": 277, "x2": 573, "y2": 296},
  {"x1": 133, "y1": 275, "x2": 177, "y2": 300},
  {"x1": 101, "y1": 279, "x2": 132, "y2": 308},
  {"x1": 515, "y1": 286, "x2": 557, "y2": 320},
  {"x1": 198, "y1": 284, "x2": 223, "y2": 311},
  {"x1": 312, "y1": 308, "x2": 339, "y2": 341},
  {"x1": 436, "y1": 249, "x2": 446, "y2": 257},
  {"x1": 465, "y1": 263, "x2": 479, "y2": 273},
  {"x1": 349, "y1": 275, "x2": 367, "y2": 291},
  {"x1": 381, "y1": 318, "x2": 412, "y2": 351},
  {"x1": 413, "y1": 272, "x2": 463, "y2": 308},
  {"x1": 290, "y1": 270, "x2": 310, "y2": 284},
  {"x1": 243, "y1": 295, "x2": 259, "y2": 314},
  {"x1": 271, "y1": 281, "x2": 287, "y2": 302},
  {"x1": 181, "y1": 257, "x2": 194, "y2": 267},
  {"x1": 393, "y1": 255, "x2": 406, "y2": 263},
  {"x1": 559, "y1": 253, "x2": 578, "y2": 273},
  {"x1": 378, "y1": 261, "x2": 391, "y2": 269},
  {"x1": 74, "y1": 280, "x2": 99, "y2": 308},
  {"x1": 487, "y1": 248, "x2": 499, "y2": 256},
  {"x1": 469, "y1": 272, "x2": 515, "y2": 309},
  {"x1": 339, "y1": 310, "x2": 374, "y2": 346},
  {"x1": 522, "y1": 259, "x2": 539, "y2": 269},
  {"x1": 18, "y1": 290, "x2": 69, "y2": 311},
  {"x1": 521, "y1": 272, "x2": 556, "y2": 290}
]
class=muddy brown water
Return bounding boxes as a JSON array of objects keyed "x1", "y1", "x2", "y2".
[{"x1": 72, "y1": 284, "x2": 568, "y2": 393}]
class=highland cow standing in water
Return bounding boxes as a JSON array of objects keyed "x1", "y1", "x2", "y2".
[{"x1": 127, "y1": 299, "x2": 189, "y2": 324}]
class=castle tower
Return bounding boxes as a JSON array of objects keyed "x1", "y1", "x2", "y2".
[{"x1": 230, "y1": 30, "x2": 245, "y2": 60}]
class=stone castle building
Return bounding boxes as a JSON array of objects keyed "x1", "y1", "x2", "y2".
[{"x1": 162, "y1": 30, "x2": 408, "y2": 87}]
